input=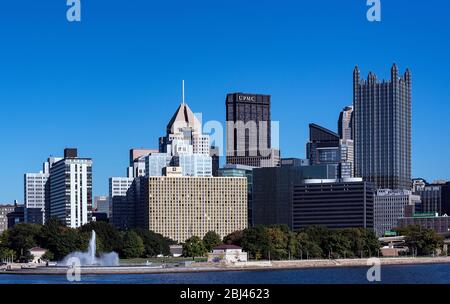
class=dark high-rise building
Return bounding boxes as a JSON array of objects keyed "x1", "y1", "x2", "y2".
[
  {"x1": 210, "y1": 146, "x2": 220, "y2": 177},
  {"x1": 413, "y1": 181, "x2": 450, "y2": 216},
  {"x1": 218, "y1": 164, "x2": 254, "y2": 226},
  {"x1": 226, "y1": 93, "x2": 280, "y2": 167},
  {"x1": 353, "y1": 64, "x2": 412, "y2": 190},
  {"x1": 292, "y1": 179, "x2": 375, "y2": 231},
  {"x1": 252, "y1": 161, "x2": 338, "y2": 229},
  {"x1": 306, "y1": 124, "x2": 354, "y2": 178},
  {"x1": 307, "y1": 124, "x2": 340, "y2": 165}
]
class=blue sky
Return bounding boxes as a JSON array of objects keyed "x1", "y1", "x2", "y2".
[{"x1": 0, "y1": 0, "x2": 449, "y2": 202}]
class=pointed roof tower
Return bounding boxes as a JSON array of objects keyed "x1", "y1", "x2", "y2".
[{"x1": 166, "y1": 80, "x2": 201, "y2": 134}]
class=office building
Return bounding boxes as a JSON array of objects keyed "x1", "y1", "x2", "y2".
[
  {"x1": 109, "y1": 177, "x2": 134, "y2": 229},
  {"x1": 0, "y1": 205, "x2": 15, "y2": 233},
  {"x1": 49, "y1": 148, "x2": 92, "y2": 228},
  {"x1": 6, "y1": 202, "x2": 25, "y2": 229},
  {"x1": 24, "y1": 157, "x2": 62, "y2": 222},
  {"x1": 148, "y1": 101, "x2": 213, "y2": 177},
  {"x1": 338, "y1": 106, "x2": 353, "y2": 141},
  {"x1": 226, "y1": 93, "x2": 280, "y2": 168},
  {"x1": 292, "y1": 178, "x2": 375, "y2": 231},
  {"x1": 306, "y1": 123, "x2": 354, "y2": 179},
  {"x1": 138, "y1": 174, "x2": 247, "y2": 243},
  {"x1": 25, "y1": 208, "x2": 44, "y2": 225},
  {"x1": 252, "y1": 161, "x2": 338, "y2": 229},
  {"x1": 210, "y1": 146, "x2": 220, "y2": 177},
  {"x1": 374, "y1": 189, "x2": 421, "y2": 236},
  {"x1": 218, "y1": 164, "x2": 254, "y2": 226},
  {"x1": 128, "y1": 148, "x2": 159, "y2": 178},
  {"x1": 413, "y1": 181, "x2": 450, "y2": 215},
  {"x1": 94, "y1": 196, "x2": 110, "y2": 217},
  {"x1": 399, "y1": 213, "x2": 450, "y2": 235},
  {"x1": 353, "y1": 64, "x2": 412, "y2": 190}
]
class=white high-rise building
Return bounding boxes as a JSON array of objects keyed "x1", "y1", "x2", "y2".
[
  {"x1": 374, "y1": 189, "x2": 421, "y2": 236},
  {"x1": 24, "y1": 157, "x2": 63, "y2": 223},
  {"x1": 109, "y1": 177, "x2": 134, "y2": 198},
  {"x1": 49, "y1": 149, "x2": 92, "y2": 228}
]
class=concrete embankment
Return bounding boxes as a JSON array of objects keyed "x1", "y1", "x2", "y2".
[{"x1": 3, "y1": 257, "x2": 450, "y2": 275}]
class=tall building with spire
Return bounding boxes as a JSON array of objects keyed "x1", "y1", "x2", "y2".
[
  {"x1": 147, "y1": 81, "x2": 212, "y2": 177},
  {"x1": 353, "y1": 64, "x2": 412, "y2": 190}
]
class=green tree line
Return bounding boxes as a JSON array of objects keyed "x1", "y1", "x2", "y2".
[
  {"x1": 1, "y1": 220, "x2": 445, "y2": 262},
  {"x1": 0, "y1": 218, "x2": 176, "y2": 262}
]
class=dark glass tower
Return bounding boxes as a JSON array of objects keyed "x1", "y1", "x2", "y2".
[
  {"x1": 226, "y1": 93, "x2": 280, "y2": 167},
  {"x1": 353, "y1": 64, "x2": 412, "y2": 190}
]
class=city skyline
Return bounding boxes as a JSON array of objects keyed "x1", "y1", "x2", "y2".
[{"x1": 1, "y1": 1, "x2": 450, "y2": 201}]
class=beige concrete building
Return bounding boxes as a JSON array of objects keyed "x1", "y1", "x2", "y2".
[{"x1": 143, "y1": 175, "x2": 248, "y2": 243}]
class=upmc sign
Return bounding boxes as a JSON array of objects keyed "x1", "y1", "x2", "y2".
[{"x1": 238, "y1": 94, "x2": 257, "y2": 102}]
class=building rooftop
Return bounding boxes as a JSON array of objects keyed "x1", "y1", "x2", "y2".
[{"x1": 213, "y1": 244, "x2": 242, "y2": 251}]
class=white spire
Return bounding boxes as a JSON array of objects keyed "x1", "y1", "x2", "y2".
[{"x1": 182, "y1": 80, "x2": 185, "y2": 105}]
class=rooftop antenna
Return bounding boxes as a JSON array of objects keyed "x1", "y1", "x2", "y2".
[{"x1": 182, "y1": 80, "x2": 185, "y2": 105}]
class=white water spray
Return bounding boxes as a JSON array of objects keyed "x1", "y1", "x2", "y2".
[{"x1": 61, "y1": 231, "x2": 119, "y2": 267}]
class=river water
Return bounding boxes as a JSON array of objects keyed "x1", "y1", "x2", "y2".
[{"x1": 1, "y1": 263, "x2": 450, "y2": 284}]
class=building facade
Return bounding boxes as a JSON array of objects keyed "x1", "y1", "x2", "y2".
[
  {"x1": 306, "y1": 124, "x2": 354, "y2": 179},
  {"x1": 24, "y1": 157, "x2": 62, "y2": 223},
  {"x1": 218, "y1": 164, "x2": 254, "y2": 227},
  {"x1": 49, "y1": 149, "x2": 92, "y2": 228},
  {"x1": 109, "y1": 177, "x2": 134, "y2": 229},
  {"x1": 399, "y1": 214, "x2": 450, "y2": 235},
  {"x1": 413, "y1": 182, "x2": 450, "y2": 216},
  {"x1": 0, "y1": 205, "x2": 15, "y2": 234},
  {"x1": 338, "y1": 105, "x2": 353, "y2": 141},
  {"x1": 374, "y1": 189, "x2": 421, "y2": 236},
  {"x1": 252, "y1": 161, "x2": 339, "y2": 229},
  {"x1": 141, "y1": 176, "x2": 247, "y2": 243},
  {"x1": 226, "y1": 93, "x2": 280, "y2": 168},
  {"x1": 353, "y1": 64, "x2": 412, "y2": 190},
  {"x1": 292, "y1": 179, "x2": 375, "y2": 231}
]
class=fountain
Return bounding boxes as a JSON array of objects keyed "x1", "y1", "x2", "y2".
[{"x1": 60, "y1": 231, "x2": 119, "y2": 267}]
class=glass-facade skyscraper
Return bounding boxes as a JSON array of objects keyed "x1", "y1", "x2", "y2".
[{"x1": 353, "y1": 64, "x2": 412, "y2": 190}]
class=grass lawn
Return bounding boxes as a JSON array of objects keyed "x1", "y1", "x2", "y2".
[{"x1": 119, "y1": 257, "x2": 207, "y2": 265}]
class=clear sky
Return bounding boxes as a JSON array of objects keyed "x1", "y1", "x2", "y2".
[{"x1": 0, "y1": 0, "x2": 449, "y2": 202}]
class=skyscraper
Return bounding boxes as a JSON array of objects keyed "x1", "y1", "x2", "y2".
[
  {"x1": 24, "y1": 156, "x2": 62, "y2": 223},
  {"x1": 353, "y1": 64, "x2": 412, "y2": 190},
  {"x1": 226, "y1": 93, "x2": 280, "y2": 167},
  {"x1": 306, "y1": 123, "x2": 354, "y2": 178},
  {"x1": 152, "y1": 100, "x2": 212, "y2": 177},
  {"x1": 49, "y1": 148, "x2": 93, "y2": 228},
  {"x1": 338, "y1": 106, "x2": 353, "y2": 141}
]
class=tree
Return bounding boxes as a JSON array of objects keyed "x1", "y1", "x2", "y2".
[
  {"x1": 134, "y1": 228, "x2": 175, "y2": 257},
  {"x1": 38, "y1": 218, "x2": 82, "y2": 260},
  {"x1": 203, "y1": 231, "x2": 222, "y2": 252},
  {"x1": 5, "y1": 223, "x2": 41, "y2": 262},
  {"x1": 121, "y1": 231, "x2": 145, "y2": 259},
  {"x1": 295, "y1": 232, "x2": 323, "y2": 259},
  {"x1": 41, "y1": 251, "x2": 54, "y2": 262},
  {"x1": 266, "y1": 227, "x2": 289, "y2": 260},
  {"x1": 223, "y1": 230, "x2": 244, "y2": 246},
  {"x1": 0, "y1": 247, "x2": 15, "y2": 262},
  {"x1": 78, "y1": 222, "x2": 122, "y2": 253},
  {"x1": 241, "y1": 226, "x2": 270, "y2": 259},
  {"x1": 182, "y1": 236, "x2": 207, "y2": 258},
  {"x1": 397, "y1": 225, "x2": 444, "y2": 256}
]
